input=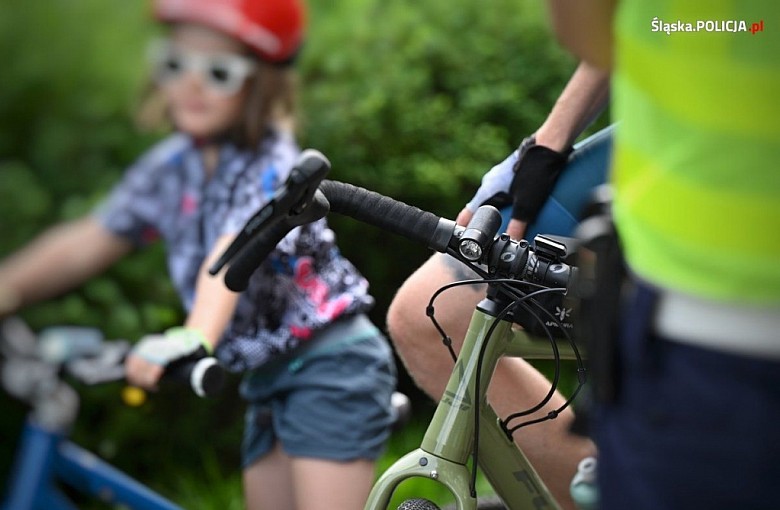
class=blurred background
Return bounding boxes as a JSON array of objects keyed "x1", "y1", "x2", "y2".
[{"x1": 0, "y1": 0, "x2": 605, "y2": 507}]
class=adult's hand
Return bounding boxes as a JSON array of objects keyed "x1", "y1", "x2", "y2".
[{"x1": 460, "y1": 136, "x2": 570, "y2": 240}]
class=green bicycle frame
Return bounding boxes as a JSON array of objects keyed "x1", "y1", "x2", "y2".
[{"x1": 365, "y1": 301, "x2": 581, "y2": 510}]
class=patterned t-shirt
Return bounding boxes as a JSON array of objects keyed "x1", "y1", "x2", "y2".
[{"x1": 94, "y1": 131, "x2": 374, "y2": 371}]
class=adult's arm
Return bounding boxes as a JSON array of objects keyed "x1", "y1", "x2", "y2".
[
  {"x1": 547, "y1": 0, "x2": 617, "y2": 70},
  {"x1": 534, "y1": 61, "x2": 610, "y2": 152},
  {"x1": 458, "y1": 61, "x2": 610, "y2": 239}
]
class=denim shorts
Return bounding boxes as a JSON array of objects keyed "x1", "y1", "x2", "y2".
[{"x1": 239, "y1": 314, "x2": 397, "y2": 468}]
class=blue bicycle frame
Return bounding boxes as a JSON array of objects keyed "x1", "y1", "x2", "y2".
[
  {"x1": 0, "y1": 320, "x2": 185, "y2": 510},
  {"x1": 3, "y1": 418, "x2": 183, "y2": 510}
]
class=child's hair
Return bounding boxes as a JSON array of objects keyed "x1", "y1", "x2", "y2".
[
  {"x1": 137, "y1": 0, "x2": 306, "y2": 147},
  {"x1": 240, "y1": 61, "x2": 299, "y2": 145}
]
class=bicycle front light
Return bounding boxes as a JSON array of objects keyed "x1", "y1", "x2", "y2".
[
  {"x1": 459, "y1": 239, "x2": 483, "y2": 261},
  {"x1": 459, "y1": 205, "x2": 502, "y2": 261}
]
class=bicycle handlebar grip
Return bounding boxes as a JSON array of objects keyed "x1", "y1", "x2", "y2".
[
  {"x1": 164, "y1": 356, "x2": 226, "y2": 398},
  {"x1": 319, "y1": 180, "x2": 453, "y2": 251}
]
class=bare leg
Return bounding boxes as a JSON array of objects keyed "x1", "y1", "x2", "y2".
[
  {"x1": 244, "y1": 441, "x2": 375, "y2": 510},
  {"x1": 292, "y1": 457, "x2": 376, "y2": 510},
  {"x1": 386, "y1": 253, "x2": 595, "y2": 510},
  {"x1": 243, "y1": 442, "x2": 295, "y2": 510}
]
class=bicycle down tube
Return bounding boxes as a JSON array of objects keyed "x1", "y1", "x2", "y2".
[{"x1": 364, "y1": 302, "x2": 578, "y2": 510}]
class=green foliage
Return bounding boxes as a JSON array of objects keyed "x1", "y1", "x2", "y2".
[
  {"x1": 0, "y1": 0, "x2": 586, "y2": 504},
  {"x1": 299, "y1": 0, "x2": 576, "y2": 325},
  {"x1": 0, "y1": 0, "x2": 173, "y2": 336},
  {"x1": 0, "y1": 0, "x2": 233, "y2": 493},
  {"x1": 303, "y1": 0, "x2": 574, "y2": 204}
]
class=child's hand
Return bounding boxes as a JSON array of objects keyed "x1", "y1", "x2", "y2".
[{"x1": 125, "y1": 327, "x2": 211, "y2": 389}]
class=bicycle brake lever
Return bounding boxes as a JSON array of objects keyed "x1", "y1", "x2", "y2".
[
  {"x1": 222, "y1": 189, "x2": 330, "y2": 292},
  {"x1": 208, "y1": 149, "x2": 331, "y2": 275},
  {"x1": 65, "y1": 341, "x2": 130, "y2": 385},
  {"x1": 288, "y1": 150, "x2": 332, "y2": 215}
]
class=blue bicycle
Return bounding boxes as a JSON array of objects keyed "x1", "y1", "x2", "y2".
[{"x1": 0, "y1": 316, "x2": 225, "y2": 510}]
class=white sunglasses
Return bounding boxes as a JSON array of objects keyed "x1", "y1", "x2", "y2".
[{"x1": 149, "y1": 41, "x2": 257, "y2": 96}]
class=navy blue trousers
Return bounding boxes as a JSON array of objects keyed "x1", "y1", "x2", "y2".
[{"x1": 594, "y1": 283, "x2": 780, "y2": 509}]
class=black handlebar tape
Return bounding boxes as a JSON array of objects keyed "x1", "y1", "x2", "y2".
[
  {"x1": 163, "y1": 353, "x2": 226, "y2": 398},
  {"x1": 222, "y1": 219, "x2": 293, "y2": 292},
  {"x1": 319, "y1": 180, "x2": 453, "y2": 252}
]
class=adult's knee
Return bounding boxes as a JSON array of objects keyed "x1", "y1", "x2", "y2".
[{"x1": 386, "y1": 281, "x2": 426, "y2": 351}]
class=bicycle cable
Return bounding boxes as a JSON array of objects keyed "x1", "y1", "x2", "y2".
[
  {"x1": 426, "y1": 276, "x2": 553, "y2": 363},
  {"x1": 469, "y1": 292, "x2": 546, "y2": 498},
  {"x1": 425, "y1": 278, "x2": 490, "y2": 362},
  {"x1": 472, "y1": 288, "x2": 564, "y2": 435},
  {"x1": 425, "y1": 257, "x2": 584, "y2": 423},
  {"x1": 427, "y1": 272, "x2": 571, "y2": 498},
  {"x1": 502, "y1": 294, "x2": 587, "y2": 434},
  {"x1": 426, "y1": 255, "x2": 588, "y2": 497},
  {"x1": 497, "y1": 284, "x2": 587, "y2": 429}
]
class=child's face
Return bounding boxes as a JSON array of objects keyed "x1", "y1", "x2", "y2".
[{"x1": 154, "y1": 25, "x2": 253, "y2": 140}]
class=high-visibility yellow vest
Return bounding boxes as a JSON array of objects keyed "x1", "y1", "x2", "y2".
[{"x1": 611, "y1": 0, "x2": 780, "y2": 304}]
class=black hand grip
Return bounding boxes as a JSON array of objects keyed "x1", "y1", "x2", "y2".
[
  {"x1": 163, "y1": 351, "x2": 226, "y2": 398},
  {"x1": 319, "y1": 180, "x2": 453, "y2": 251}
]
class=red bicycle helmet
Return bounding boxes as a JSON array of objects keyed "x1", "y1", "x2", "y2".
[{"x1": 153, "y1": 0, "x2": 306, "y2": 65}]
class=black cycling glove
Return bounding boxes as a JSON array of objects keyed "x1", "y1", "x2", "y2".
[{"x1": 508, "y1": 136, "x2": 572, "y2": 223}]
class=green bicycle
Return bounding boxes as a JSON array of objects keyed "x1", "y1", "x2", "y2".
[{"x1": 210, "y1": 150, "x2": 596, "y2": 510}]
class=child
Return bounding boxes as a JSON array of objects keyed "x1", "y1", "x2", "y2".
[{"x1": 0, "y1": 1, "x2": 397, "y2": 509}]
